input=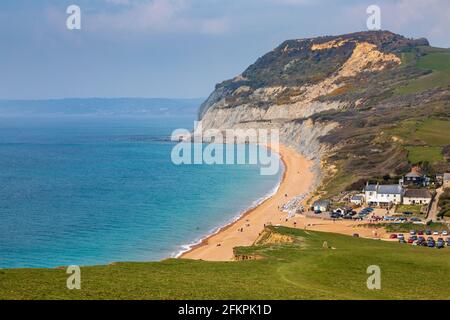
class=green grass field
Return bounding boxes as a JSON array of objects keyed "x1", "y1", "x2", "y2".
[
  {"x1": 395, "y1": 50, "x2": 450, "y2": 95},
  {"x1": 1, "y1": 227, "x2": 449, "y2": 300},
  {"x1": 394, "y1": 204, "x2": 423, "y2": 215},
  {"x1": 388, "y1": 118, "x2": 450, "y2": 164},
  {"x1": 406, "y1": 146, "x2": 443, "y2": 164}
]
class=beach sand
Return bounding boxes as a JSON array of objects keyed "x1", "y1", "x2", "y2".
[
  {"x1": 181, "y1": 144, "x2": 315, "y2": 261},
  {"x1": 180, "y1": 145, "x2": 396, "y2": 262}
]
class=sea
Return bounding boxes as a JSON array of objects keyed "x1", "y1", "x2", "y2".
[{"x1": 0, "y1": 112, "x2": 282, "y2": 268}]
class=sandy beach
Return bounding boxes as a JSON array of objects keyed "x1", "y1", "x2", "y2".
[
  {"x1": 180, "y1": 145, "x2": 397, "y2": 262},
  {"x1": 181, "y1": 144, "x2": 315, "y2": 261}
]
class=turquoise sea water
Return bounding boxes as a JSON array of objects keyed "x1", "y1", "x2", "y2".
[{"x1": 0, "y1": 116, "x2": 282, "y2": 268}]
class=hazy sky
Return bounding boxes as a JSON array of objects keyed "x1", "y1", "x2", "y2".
[{"x1": 1, "y1": 0, "x2": 449, "y2": 99}]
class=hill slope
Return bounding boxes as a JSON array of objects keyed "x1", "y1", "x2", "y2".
[
  {"x1": 1, "y1": 227, "x2": 449, "y2": 299},
  {"x1": 198, "y1": 31, "x2": 450, "y2": 196}
]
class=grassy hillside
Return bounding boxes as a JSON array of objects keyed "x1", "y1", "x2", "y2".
[
  {"x1": 1, "y1": 227, "x2": 449, "y2": 300},
  {"x1": 395, "y1": 49, "x2": 450, "y2": 95},
  {"x1": 389, "y1": 118, "x2": 450, "y2": 165}
]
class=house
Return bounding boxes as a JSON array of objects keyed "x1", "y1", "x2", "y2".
[
  {"x1": 403, "y1": 189, "x2": 433, "y2": 205},
  {"x1": 400, "y1": 167, "x2": 429, "y2": 187},
  {"x1": 334, "y1": 206, "x2": 353, "y2": 215},
  {"x1": 436, "y1": 174, "x2": 444, "y2": 186},
  {"x1": 364, "y1": 183, "x2": 404, "y2": 207},
  {"x1": 350, "y1": 194, "x2": 364, "y2": 206},
  {"x1": 444, "y1": 173, "x2": 450, "y2": 189},
  {"x1": 313, "y1": 200, "x2": 330, "y2": 213}
]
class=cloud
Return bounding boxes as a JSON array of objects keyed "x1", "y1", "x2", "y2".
[{"x1": 86, "y1": 0, "x2": 230, "y2": 35}]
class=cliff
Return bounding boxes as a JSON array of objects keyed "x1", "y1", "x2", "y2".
[{"x1": 198, "y1": 30, "x2": 450, "y2": 196}]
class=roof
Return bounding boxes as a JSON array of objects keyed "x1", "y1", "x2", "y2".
[
  {"x1": 444, "y1": 173, "x2": 450, "y2": 182},
  {"x1": 365, "y1": 184, "x2": 403, "y2": 195},
  {"x1": 404, "y1": 189, "x2": 432, "y2": 199},
  {"x1": 364, "y1": 184, "x2": 377, "y2": 192},
  {"x1": 405, "y1": 172, "x2": 423, "y2": 178},
  {"x1": 378, "y1": 185, "x2": 403, "y2": 195},
  {"x1": 313, "y1": 200, "x2": 330, "y2": 206}
]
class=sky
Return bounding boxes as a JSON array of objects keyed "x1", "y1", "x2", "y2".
[{"x1": 0, "y1": 0, "x2": 449, "y2": 100}]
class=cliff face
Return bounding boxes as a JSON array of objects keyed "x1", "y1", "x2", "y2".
[{"x1": 198, "y1": 30, "x2": 449, "y2": 194}]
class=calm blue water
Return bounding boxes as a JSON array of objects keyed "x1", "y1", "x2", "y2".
[{"x1": 0, "y1": 116, "x2": 281, "y2": 268}]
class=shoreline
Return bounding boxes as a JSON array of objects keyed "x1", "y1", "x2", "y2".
[
  {"x1": 180, "y1": 144, "x2": 315, "y2": 261},
  {"x1": 174, "y1": 159, "x2": 284, "y2": 258}
]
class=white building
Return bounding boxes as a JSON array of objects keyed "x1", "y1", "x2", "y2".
[
  {"x1": 350, "y1": 194, "x2": 364, "y2": 206},
  {"x1": 403, "y1": 189, "x2": 432, "y2": 205},
  {"x1": 444, "y1": 173, "x2": 450, "y2": 189},
  {"x1": 364, "y1": 183, "x2": 404, "y2": 206},
  {"x1": 313, "y1": 200, "x2": 330, "y2": 212}
]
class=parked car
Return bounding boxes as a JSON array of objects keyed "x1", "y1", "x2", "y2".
[
  {"x1": 436, "y1": 240, "x2": 445, "y2": 249},
  {"x1": 433, "y1": 231, "x2": 439, "y2": 235},
  {"x1": 398, "y1": 234, "x2": 405, "y2": 239},
  {"x1": 399, "y1": 239, "x2": 407, "y2": 244},
  {"x1": 409, "y1": 230, "x2": 416, "y2": 235},
  {"x1": 403, "y1": 211, "x2": 413, "y2": 215},
  {"x1": 446, "y1": 238, "x2": 450, "y2": 246},
  {"x1": 407, "y1": 238, "x2": 414, "y2": 244},
  {"x1": 411, "y1": 218, "x2": 422, "y2": 222},
  {"x1": 425, "y1": 230, "x2": 432, "y2": 235},
  {"x1": 428, "y1": 241, "x2": 436, "y2": 248},
  {"x1": 442, "y1": 231, "x2": 448, "y2": 236},
  {"x1": 417, "y1": 230, "x2": 424, "y2": 235},
  {"x1": 352, "y1": 233, "x2": 360, "y2": 238},
  {"x1": 389, "y1": 234, "x2": 398, "y2": 239}
]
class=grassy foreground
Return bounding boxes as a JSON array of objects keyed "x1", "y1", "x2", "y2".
[{"x1": 1, "y1": 227, "x2": 449, "y2": 300}]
